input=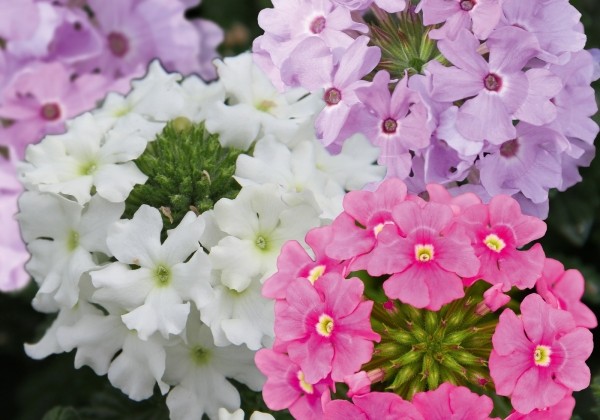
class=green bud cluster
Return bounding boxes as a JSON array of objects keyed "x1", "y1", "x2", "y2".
[
  {"x1": 363, "y1": 282, "x2": 498, "y2": 400},
  {"x1": 124, "y1": 118, "x2": 244, "y2": 228},
  {"x1": 366, "y1": 4, "x2": 447, "y2": 78}
]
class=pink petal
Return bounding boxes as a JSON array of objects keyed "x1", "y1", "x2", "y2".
[
  {"x1": 511, "y1": 367, "x2": 568, "y2": 414},
  {"x1": 521, "y1": 294, "x2": 575, "y2": 345},
  {"x1": 383, "y1": 266, "x2": 430, "y2": 308},
  {"x1": 554, "y1": 328, "x2": 593, "y2": 390},
  {"x1": 492, "y1": 308, "x2": 531, "y2": 356},
  {"x1": 488, "y1": 350, "x2": 531, "y2": 396}
]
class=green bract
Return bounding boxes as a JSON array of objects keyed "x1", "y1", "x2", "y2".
[{"x1": 124, "y1": 119, "x2": 244, "y2": 228}]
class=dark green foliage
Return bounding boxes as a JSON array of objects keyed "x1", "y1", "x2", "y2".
[{"x1": 124, "y1": 121, "x2": 244, "y2": 228}]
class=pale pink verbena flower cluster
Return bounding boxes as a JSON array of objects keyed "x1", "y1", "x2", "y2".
[
  {"x1": 0, "y1": 0, "x2": 223, "y2": 292},
  {"x1": 19, "y1": 54, "x2": 385, "y2": 419},
  {"x1": 258, "y1": 178, "x2": 596, "y2": 419},
  {"x1": 253, "y1": 0, "x2": 600, "y2": 219}
]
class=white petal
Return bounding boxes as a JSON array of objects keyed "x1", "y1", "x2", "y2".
[
  {"x1": 106, "y1": 205, "x2": 162, "y2": 267},
  {"x1": 93, "y1": 161, "x2": 148, "y2": 203},
  {"x1": 162, "y1": 211, "x2": 205, "y2": 266},
  {"x1": 91, "y1": 263, "x2": 153, "y2": 309},
  {"x1": 79, "y1": 195, "x2": 125, "y2": 254}
]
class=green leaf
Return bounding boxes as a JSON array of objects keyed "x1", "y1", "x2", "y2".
[{"x1": 42, "y1": 407, "x2": 81, "y2": 420}]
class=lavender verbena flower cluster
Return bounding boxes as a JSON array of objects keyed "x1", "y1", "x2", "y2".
[
  {"x1": 253, "y1": 0, "x2": 600, "y2": 219},
  {"x1": 0, "y1": 0, "x2": 222, "y2": 291}
]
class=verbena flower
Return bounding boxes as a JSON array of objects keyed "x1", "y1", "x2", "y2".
[
  {"x1": 254, "y1": 0, "x2": 599, "y2": 218},
  {"x1": 20, "y1": 54, "x2": 383, "y2": 419},
  {"x1": 261, "y1": 178, "x2": 595, "y2": 418}
]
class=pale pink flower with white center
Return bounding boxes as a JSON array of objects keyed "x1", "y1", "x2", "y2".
[
  {"x1": 280, "y1": 36, "x2": 380, "y2": 145},
  {"x1": 428, "y1": 27, "x2": 540, "y2": 144},
  {"x1": 275, "y1": 273, "x2": 379, "y2": 383},
  {"x1": 420, "y1": 0, "x2": 502, "y2": 40},
  {"x1": 499, "y1": 0, "x2": 586, "y2": 65},
  {"x1": 255, "y1": 348, "x2": 332, "y2": 419},
  {"x1": 412, "y1": 382, "x2": 498, "y2": 419},
  {"x1": 367, "y1": 201, "x2": 480, "y2": 310},
  {"x1": 536, "y1": 258, "x2": 597, "y2": 329},
  {"x1": 454, "y1": 195, "x2": 546, "y2": 291},
  {"x1": 256, "y1": 0, "x2": 366, "y2": 69},
  {"x1": 325, "y1": 177, "x2": 407, "y2": 265},
  {"x1": 489, "y1": 294, "x2": 593, "y2": 414},
  {"x1": 347, "y1": 71, "x2": 431, "y2": 178}
]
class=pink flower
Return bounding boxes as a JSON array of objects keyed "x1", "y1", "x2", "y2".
[
  {"x1": 425, "y1": 184, "x2": 481, "y2": 215},
  {"x1": 255, "y1": 348, "x2": 332, "y2": 419},
  {"x1": 348, "y1": 71, "x2": 431, "y2": 178},
  {"x1": 263, "y1": 226, "x2": 348, "y2": 300},
  {"x1": 489, "y1": 294, "x2": 593, "y2": 414},
  {"x1": 0, "y1": 62, "x2": 107, "y2": 158},
  {"x1": 331, "y1": 0, "x2": 407, "y2": 13},
  {"x1": 428, "y1": 27, "x2": 540, "y2": 143},
  {"x1": 454, "y1": 195, "x2": 546, "y2": 291},
  {"x1": 505, "y1": 395, "x2": 575, "y2": 420},
  {"x1": 324, "y1": 392, "x2": 423, "y2": 419},
  {"x1": 420, "y1": 0, "x2": 502, "y2": 40},
  {"x1": 412, "y1": 383, "x2": 498, "y2": 419},
  {"x1": 368, "y1": 200, "x2": 480, "y2": 310},
  {"x1": 0, "y1": 151, "x2": 29, "y2": 291},
  {"x1": 326, "y1": 178, "x2": 408, "y2": 266},
  {"x1": 274, "y1": 273, "x2": 380, "y2": 383},
  {"x1": 281, "y1": 36, "x2": 380, "y2": 144},
  {"x1": 536, "y1": 258, "x2": 597, "y2": 329}
]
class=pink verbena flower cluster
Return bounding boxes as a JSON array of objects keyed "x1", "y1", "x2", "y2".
[
  {"x1": 0, "y1": 0, "x2": 222, "y2": 291},
  {"x1": 256, "y1": 178, "x2": 596, "y2": 419},
  {"x1": 254, "y1": 0, "x2": 599, "y2": 218}
]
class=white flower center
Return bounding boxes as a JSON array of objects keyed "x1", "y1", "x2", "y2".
[
  {"x1": 153, "y1": 264, "x2": 172, "y2": 287},
  {"x1": 415, "y1": 244, "x2": 434, "y2": 262},
  {"x1": 297, "y1": 371, "x2": 314, "y2": 394},
  {"x1": 533, "y1": 345, "x2": 552, "y2": 367},
  {"x1": 190, "y1": 345, "x2": 211, "y2": 365},
  {"x1": 484, "y1": 234, "x2": 506, "y2": 253},
  {"x1": 307, "y1": 265, "x2": 326, "y2": 285},
  {"x1": 316, "y1": 314, "x2": 334, "y2": 337}
]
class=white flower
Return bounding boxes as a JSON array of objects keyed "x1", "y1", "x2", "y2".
[
  {"x1": 180, "y1": 75, "x2": 226, "y2": 123},
  {"x1": 235, "y1": 136, "x2": 346, "y2": 219},
  {"x1": 18, "y1": 191, "x2": 124, "y2": 308},
  {"x1": 20, "y1": 112, "x2": 159, "y2": 204},
  {"x1": 314, "y1": 133, "x2": 385, "y2": 191},
  {"x1": 218, "y1": 408, "x2": 275, "y2": 420},
  {"x1": 93, "y1": 60, "x2": 187, "y2": 126},
  {"x1": 200, "y1": 276, "x2": 274, "y2": 350},
  {"x1": 208, "y1": 184, "x2": 320, "y2": 291},
  {"x1": 204, "y1": 52, "x2": 322, "y2": 150},
  {"x1": 91, "y1": 205, "x2": 213, "y2": 340},
  {"x1": 164, "y1": 316, "x2": 264, "y2": 420}
]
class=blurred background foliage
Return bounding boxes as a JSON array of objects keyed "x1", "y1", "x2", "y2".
[{"x1": 2, "y1": 0, "x2": 600, "y2": 418}]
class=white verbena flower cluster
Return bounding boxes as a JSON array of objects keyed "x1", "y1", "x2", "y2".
[{"x1": 19, "y1": 53, "x2": 384, "y2": 419}]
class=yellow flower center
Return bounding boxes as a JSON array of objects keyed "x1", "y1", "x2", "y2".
[
  {"x1": 484, "y1": 233, "x2": 506, "y2": 252},
  {"x1": 307, "y1": 265, "x2": 326, "y2": 285},
  {"x1": 533, "y1": 345, "x2": 552, "y2": 367},
  {"x1": 415, "y1": 244, "x2": 434, "y2": 262},
  {"x1": 297, "y1": 371, "x2": 314, "y2": 394},
  {"x1": 316, "y1": 314, "x2": 334, "y2": 337}
]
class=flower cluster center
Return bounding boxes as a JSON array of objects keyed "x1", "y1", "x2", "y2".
[
  {"x1": 533, "y1": 345, "x2": 552, "y2": 367},
  {"x1": 483, "y1": 234, "x2": 506, "y2": 253},
  {"x1": 415, "y1": 244, "x2": 435, "y2": 262},
  {"x1": 107, "y1": 31, "x2": 129, "y2": 57},
  {"x1": 316, "y1": 313, "x2": 334, "y2": 337}
]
